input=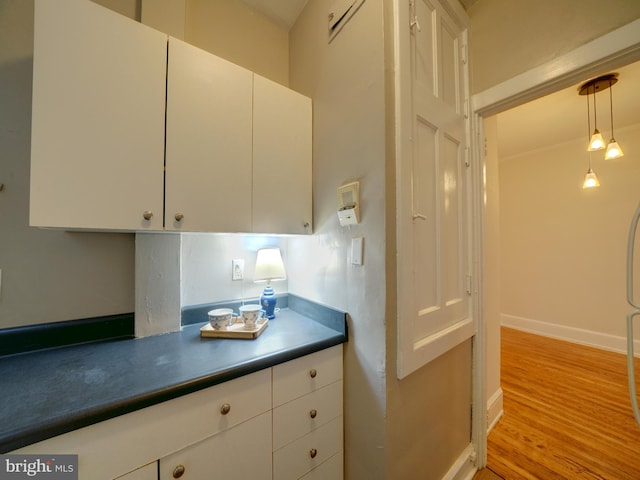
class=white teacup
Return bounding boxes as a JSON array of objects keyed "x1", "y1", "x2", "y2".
[
  {"x1": 208, "y1": 308, "x2": 238, "y2": 330},
  {"x1": 239, "y1": 304, "x2": 265, "y2": 329}
]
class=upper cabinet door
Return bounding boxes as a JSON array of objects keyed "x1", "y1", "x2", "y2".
[
  {"x1": 30, "y1": 0, "x2": 167, "y2": 230},
  {"x1": 165, "y1": 38, "x2": 253, "y2": 232},
  {"x1": 253, "y1": 75, "x2": 312, "y2": 234}
]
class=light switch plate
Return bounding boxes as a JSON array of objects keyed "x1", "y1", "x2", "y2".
[{"x1": 351, "y1": 237, "x2": 363, "y2": 265}]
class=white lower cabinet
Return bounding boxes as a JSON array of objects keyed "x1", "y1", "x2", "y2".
[
  {"x1": 273, "y1": 417, "x2": 343, "y2": 480},
  {"x1": 300, "y1": 452, "x2": 344, "y2": 480},
  {"x1": 12, "y1": 347, "x2": 343, "y2": 480},
  {"x1": 272, "y1": 345, "x2": 344, "y2": 480},
  {"x1": 115, "y1": 462, "x2": 158, "y2": 480},
  {"x1": 159, "y1": 412, "x2": 272, "y2": 480}
]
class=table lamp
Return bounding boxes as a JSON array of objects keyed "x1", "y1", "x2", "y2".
[{"x1": 254, "y1": 247, "x2": 286, "y2": 319}]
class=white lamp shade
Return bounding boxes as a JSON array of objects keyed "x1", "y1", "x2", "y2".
[
  {"x1": 605, "y1": 140, "x2": 624, "y2": 160},
  {"x1": 588, "y1": 129, "x2": 605, "y2": 151},
  {"x1": 254, "y1": 248, "x2": 286, "y2": 282},
  {"x1": 582, "y1": 169, "x2": 600, "y2": 189}
]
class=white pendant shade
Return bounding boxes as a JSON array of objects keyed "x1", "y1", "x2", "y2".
[
  {"x1": 582, "y1": 169, "x2": 600, "y2": 189},
  {"x1": 605, "y1": 139, "x2": 624, "y2": 160},
  {"x1": 588, "y1": 129, "x2": 605, "y2": 151}
]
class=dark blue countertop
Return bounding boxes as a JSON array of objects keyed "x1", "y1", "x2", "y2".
[{"x1": 0, "y1": 301, "x2": 347, "y2": 453}]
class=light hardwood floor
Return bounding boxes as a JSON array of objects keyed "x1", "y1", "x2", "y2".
[{"x1": 486, "y1": 327, "x2": 640, "y2": 479}]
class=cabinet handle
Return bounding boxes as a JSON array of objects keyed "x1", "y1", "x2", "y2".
[
  {"x1": 309, "y1": 368, "x2": 317, "y2": 379},
  {"x1": 172, "y1": 464, "x2": 185, "y2": 478},
  {"x1": 309, "y1": 448, "x2": 318, "y2": 459},
  {"x1": 309, "y1": 409, "x2": 317, "y2": 419},
  {"x1": 174, "y1": 213, "x2": 184, "y2": 222},
  {"x1": 220, "y1": 403, "x2": 231, "y2": 415},
  {"x1": 142, "y1": 210, "x2": 153, "y2": 221}
]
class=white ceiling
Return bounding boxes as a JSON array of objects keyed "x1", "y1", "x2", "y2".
[
  {"x1": 497, "y1": 61, "x2": 640, "y2": 159},
  {"x1": 238, "y1": 0, "x2": 309, "y2": 30}
]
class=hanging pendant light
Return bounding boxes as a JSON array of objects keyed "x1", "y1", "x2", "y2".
[
  {"x1": 583, "y1": 166, "x2": 600, "y2": 189},
  {"x1": 588, "y1": 88, "x2": 605, "y2": 151},
  {"x1": 582, "y1": 93, "x2": 599, "y2": 189},
  {"x1": 579, "y1": 74, "x2": 621, "y2": 153},
  {"x1": 605, "y1": 76, "x2": 624, "y2": 160}
]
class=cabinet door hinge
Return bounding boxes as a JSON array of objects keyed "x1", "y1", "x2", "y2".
[
  {"x1": 464, "y1": 147, "x2": 470, "y2": 168},
  {"x1": 461, "y1": 42, "x2": 468, "y2": 65},
  {"x1": 466, "y1": 274, "x2": 472, "y2": 295}
]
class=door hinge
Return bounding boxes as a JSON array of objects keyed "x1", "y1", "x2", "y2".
[
  {"x1": 464, "y1": 147, "x2": 470, "y2": 168},
  {"x1": 409, "y1": 0, "x2": 421, "y2": 33},
  {"x1": 463, "y1": 98, "x2": 469, "y2": 119},
  {"x1": 461, "y1": 43, "x2": 468, "y2": 65},
  {"x1": 466, "y1": 274, "x2": 472, "y2": 295}
]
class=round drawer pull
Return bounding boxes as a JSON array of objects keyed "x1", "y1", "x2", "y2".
[
  {"x1": 309, "y1": 448, "x2": 318, "y2": 459},
  {"x1": 309, "y1": 368, "x2": 317, "y2": 379},
  {"x1": 220, "y1": 403, "x2": 231, "y2": 415},
  {"x1": 142, "y1": 210, "x2": 153, "y2": 221},
  {"x1": 172, "y1": 464, "x2": 185, "y2": 478},
  {"x1": 309, "y1": 409, "x2": 317, "y2": 419},
  {"x1": 175, "y1": 213, "x2": 184, "y2": 222}
]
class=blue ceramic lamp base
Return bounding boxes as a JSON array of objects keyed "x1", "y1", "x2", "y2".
[{"x1": 260, "y1": 284, "x2": 278, "y2": 320}]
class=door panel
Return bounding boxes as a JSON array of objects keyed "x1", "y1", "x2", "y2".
[{"x1": 397, "y1": 0, "x2": 474, "y2": 378}]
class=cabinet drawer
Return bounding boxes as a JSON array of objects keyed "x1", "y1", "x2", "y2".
[
  {"x1": 273, "y1": 380, "x2": 342, "y2": 450},
  {"x1": 299, "y1": 452, "x2": 343, "y2": 480},
  {"x1": 159, "y1": 411, "x2": 272, "y2": 480},
  {"x1": 195, "y1": 368, "x2": 271, "y2": 437},
  {"x1": 114, "y1": 462, "x2": 157, "y2": 480},
  {"x1": 273, "y1": 345, "x2": 343, "y2": 407},
  {"x1": 273, "y1": 416, "x2": 343, "y2": 480}
]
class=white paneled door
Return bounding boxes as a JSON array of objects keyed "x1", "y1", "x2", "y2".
[{"x1": 396, "y1": 0, "x2": 474, "y2": 379}]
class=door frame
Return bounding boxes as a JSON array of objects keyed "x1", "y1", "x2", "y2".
[{"x1": 470, "y1": 18, "x2": 640, "y2": 467}]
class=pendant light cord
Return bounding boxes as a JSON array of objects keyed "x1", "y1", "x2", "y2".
[
  {"x1": 609, "y1": 78, "x2": 615, "y2": 138},
  {"x1": 592, "y1": 84, "x2": 599, "y2": 131}
]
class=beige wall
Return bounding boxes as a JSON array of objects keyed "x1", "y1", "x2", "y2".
[
  {"x1": 467, "y1": 0, "x2": 640, "y2": 93},
  {"x1": 184, "y1": 0, "x2": 289, "y2": 86},
  {"x1": 92, "y1": 0, "x2": 139, "y2": 19},
  {"x1": 499, "y1": 122, "x2": 640, "y2": 343},
  {"x1": 288, "y1": 1, "x2": 388, "y2": 477}
]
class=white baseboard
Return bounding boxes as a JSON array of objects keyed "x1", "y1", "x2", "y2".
[
  {"x1": 486, "y1": 387, "x2": 503, "y2": 433},
  {"x1": 441, "y1": 444, "x2": 477, "y2": 480},
  {"x1": 501, "y1": 314, "x2": 640, "y2": 356}
]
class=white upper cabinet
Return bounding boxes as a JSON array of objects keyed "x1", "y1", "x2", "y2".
[
  {"x1": 253, "y1": 75, "x2": 313, "y2": 234},
  {"x1": 30, "y1": 0, "x2": 312, "y2": 234},
  {"x1": 165, "y1": 38, "x2": 253, "y2": 232},
  {"x1": 30, "y1": 0, "x2": 167, "y2": 230}
]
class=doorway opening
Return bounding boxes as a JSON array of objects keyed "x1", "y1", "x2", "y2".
[{"x1": 471, "y1": 18, "x2": 640, "y2": 469}]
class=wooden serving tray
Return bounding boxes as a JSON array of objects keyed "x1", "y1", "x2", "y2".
[{"x1": 200, "y1": 319, "x2": 268, "y2": 339}]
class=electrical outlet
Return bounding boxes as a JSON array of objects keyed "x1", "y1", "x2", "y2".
[{"x1": 232, "y1": 259, "x2": 244, "y2": 281}]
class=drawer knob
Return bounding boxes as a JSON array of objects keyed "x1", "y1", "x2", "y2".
[
  {"x1": 309, "y1": 368, "x2": 317, "y2": 379},
  {"x1": 220, "y1": 403, "x2": 231, "y2": 415},
  {"x1": 142, "y1": 210, "x2": 153, "y2": 221},
  {"x1": 175, "y1": 213, "x2": 184, "y2": 222},
  {"x1": 309, "y1": 448, "x2": 318, "y2": 459},
  {"x1": 172, "y1": 464, "x2": 185, "y2": 478},
  {"x1": 309, "y1": 409, "x2": 318, "y2": 419}
]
